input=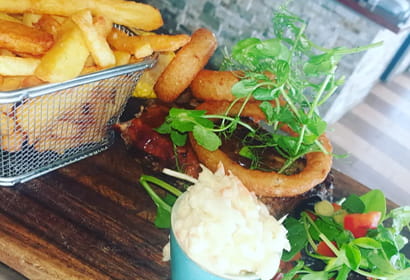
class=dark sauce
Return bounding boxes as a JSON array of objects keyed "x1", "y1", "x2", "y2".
[{"x1": 218, "y1": 118, "x2": 306, "y2": 175}]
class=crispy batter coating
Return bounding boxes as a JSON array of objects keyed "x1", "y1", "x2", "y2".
[
  {"x1": 190, "y1": 69, "x2": 242, "y2": 101},
  {"x1": 190, "y1": 101, "x2": 333, "y2": 197},
  {"x1": 155, "y1": 28, "x2": 217, "y2": 103}
]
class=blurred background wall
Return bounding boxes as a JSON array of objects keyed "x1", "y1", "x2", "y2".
[{"x1": 140, "y1": 0, "x2": 410, "y2": 123}]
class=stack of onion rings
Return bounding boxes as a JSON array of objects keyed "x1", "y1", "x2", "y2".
[{"x1": 154, "y1": 28, "x2": 217, "y2": 103}]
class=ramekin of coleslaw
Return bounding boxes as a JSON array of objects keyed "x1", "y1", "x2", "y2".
[{"x1": 163, "y1": 164, "x2": 290, "y2": 280}]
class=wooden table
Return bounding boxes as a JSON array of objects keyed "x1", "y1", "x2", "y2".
[{"x1": 0, "y1": 139, "x2": 399, "y2": 280}]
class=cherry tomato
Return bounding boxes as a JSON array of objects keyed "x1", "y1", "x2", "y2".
[
  {"x1": 317, "y1": 241, "x2": 337, "y2": 257},
  {"x1": 305, "y1": 210, "x2": 317, "y2": 221},
  {"x1": 332, "y1": 203, "x2": 342, "y2": 212},
  {"x1": 343, "y1": 211, "x2": 381, "y2": 238}
]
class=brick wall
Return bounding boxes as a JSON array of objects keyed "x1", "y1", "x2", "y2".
[{"x1": 141, "y1": 0, "x2": 407, "y2": 123}]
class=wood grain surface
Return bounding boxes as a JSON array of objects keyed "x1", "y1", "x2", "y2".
[{"x1": 0, "y1": 138, "x2": 396, "y2": 280}]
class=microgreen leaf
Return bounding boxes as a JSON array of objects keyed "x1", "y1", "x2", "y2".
[
  {"x1": 360, "y1": 189, "x2": 386, "y2": 219},
  {"x1": 301, "y1": 271, "x2": 331, "y2": 280},
  {"x1": 170, "y1": 130, "x2": 187, "y2": 146},
  {"x1": 386, "y1": 206, "x2": 410, "y2": 233},
  {"x1": 275, "y1": 60, "x2": 290, "y2": 84},
  {"x1": 310, "y1": 216, "x2": 343, "y2": 242},
  {"x1": 259, "y1": 101, "x2": 275, "y2": 122},
  {"x1": 156, "y1": 121, "x2": 172, "y2": 134},
  {"x1": 239, "y1": 146, "x2": 254, "y2": 160},
  {"x1": 169, "y1": 108, "x2": 201, "y2": 132},
  {"x1": 352, "y1": 237, "x2": 382, "y2": 249},
  {"x1": 257, "y1": 38, "x2": 283, "y2": 57},
  {"x1": 231, "y1": 79, "x2": 256, "y2": 97},
  {"x1": 139, "y1": 175, "x2": 182, "y2": 229},
  {"x1": 342, "y1": 194, "x2": 365, "y2": 213},
  {"x1": 282, "y1": 217, "x2": 308, "y2": 261},
  {"x1": 343, "y1": 243, "x2": 362, "y2": 270},
  {"x1": 192, "y1": 125, "x2": 221, "y2": 151},
  {"x1": 253, "y1": 87, "x2": 279, "y2": 100},
  {"x1": 334, "y1": 265, "x2": 351, "y2": 280},
  {"x1": 154, "y1": 202, "x2": 173, "y2": 228}
]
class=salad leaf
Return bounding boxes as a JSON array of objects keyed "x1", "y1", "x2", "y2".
[
  {"x1": 282, "y1": 217, "x2": 308, "y2": 261},
  {"x1": 342, "y1": 194, "x2": 365, "y2": 213},
  {"x1": 139, "y1": 175, "x2": 182, "y2": 229},
  {"x1": 360, "y1": 189, "x2": 386, "y2": 219}
]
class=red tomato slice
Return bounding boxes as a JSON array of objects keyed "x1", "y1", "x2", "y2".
[
  {"x1": 305, "y1": 210, "x2": 317, "y2": 221},
  {"x1": 317, "y1": 241, "x2": 337, "y2": 257},
  {"x1": 343, "y1": 211, "x2": 381, "y2": 238},
  {"x1": 332, "y1": 203, "x2": 342, "y2": 212}
]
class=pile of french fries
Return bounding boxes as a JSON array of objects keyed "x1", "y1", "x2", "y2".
[{"x1": 0, "y1": 0, "x2": 191, "y2": 155}]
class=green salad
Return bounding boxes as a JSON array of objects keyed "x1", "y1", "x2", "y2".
[{"x1": 282, "y1": 190, "x2": 410, "y2": 280}]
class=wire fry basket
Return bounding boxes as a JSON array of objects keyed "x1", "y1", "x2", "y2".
[{"x1": 0, "y1": 57, "x2": 156, "y2": 186}]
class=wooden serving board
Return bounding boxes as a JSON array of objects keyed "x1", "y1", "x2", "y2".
[{"x1": 0, "y1": 138, "x2": 398, "y2": 280}]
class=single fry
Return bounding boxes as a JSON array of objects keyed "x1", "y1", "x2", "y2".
[
  {"x1": 0, "y1": 49, "x2": 16, "y2": 56},
  {"x1": 0, "y1": 19, "x2": 54, "y2": 55},
  {"x1": 134, "y1": 43, "x2": 154, "y2": 59},
  {"x1": 0, "y1": 76, "x2": 25, "y2": 91},
  {"x1": 0, "y1": 0, "x2": 163, "y2": 31},
  {"x1": 108, "y1": 29, "x2": 190, "y2": 53},
  {"x1": 22, "y1": 13, "x2": 41, "y2": 27},
  {"x1": 21, "y1": 76, "x2": 45, "y2": 88},
  {"x1": 35, "y1": 21, "x2": 89, "y2": 83},
  {"x1": 90, "y1": 0, "x2": 163, "y2": 31},
  {"x1": 34, "y1": 15, "x2": 61, "y2": 39},
  {"x1": 0, "y1": 56, "x2": 40, "y2": 76},
  {"x1": 93, "y1": 15, "x2": 113, "y2": 38},
  {"x1": 135, "y1": 34, "x2": 190, "y2": 52},
  {"x1": 113, "y1": 50, "x2": 131, "y2": 66},
  {"x1": 0, "y1": 12, "x2": 20, "y2": 23},
  {"x1": 80, "y1": 65, "x2": 103, "y2": 75},
  {"x1": 71, "y1": 10, "x2": 115, "y2": 67}
]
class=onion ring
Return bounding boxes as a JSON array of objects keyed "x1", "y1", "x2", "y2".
[
  {"x1": 190, "y1": 101, "x2": 333, "y2": 197},
  {"x1": 190, "y1": 69, "x2": 242, "y2": 101},
  {"x1": 154, "y1": 28, "x2": 217, "y2": 103}
]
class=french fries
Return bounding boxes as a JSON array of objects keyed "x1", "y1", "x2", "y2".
[
  {"x1": 0, "y1": 3, "x2": 187, "y2": 88},
  {"x1": 0, "y1": 0, "x2": 190, "y2": 155},
  {"x1": 0, "y1": 0, "x2": 163, "y2": 31}
]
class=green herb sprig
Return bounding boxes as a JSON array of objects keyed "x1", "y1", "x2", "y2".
[{"x1": 157, "y1": 8, "x2": 382, "y2": 173}]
